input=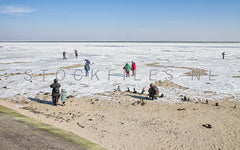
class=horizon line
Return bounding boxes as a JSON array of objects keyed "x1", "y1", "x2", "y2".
[{"x1": 1, "y1": 40, "x2": 240, "y2": 43}]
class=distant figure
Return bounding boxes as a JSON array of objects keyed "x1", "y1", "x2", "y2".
[
  {"x1": 84, "y1": 61, "x2": 90, "y2": 77},
  {"x1": 63, "y1": 51, "x2": 67, "y2": 59},
  {"x1": 61, "y1": 89, "x2": 66, "y2": 106},
  {"x1": 50, "y1": 79, "x2": 61, "y2": 106},
  {"x1": 131, "y1": 61, "x2": 136, "y2": 76},
  {"x1": 123, "y1": 63, "x2": 131, "y2": 77},
  {"x1": 141, "y1": 87, "x2": 145, "y2": 94},
  {"x1": 148, "y1": 83, "x2": 159, "y2": 100},
  {"x1": 222, "y1": 51, "x2": 225, "y2": 59},
  {"x1": 74, "y1": 50, "x2": 78, "y2": 59}
]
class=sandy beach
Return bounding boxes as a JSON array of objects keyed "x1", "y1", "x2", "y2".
[{"x1": 0, "y1": 91, "x2": 239, "y2": 150}]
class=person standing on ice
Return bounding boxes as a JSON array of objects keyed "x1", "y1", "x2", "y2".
[
  {"x1": 84, "y1": 60, "x2": 90, "y2": 77},
  {"x1": 50, "y1": 79, "x2": 61, "y2": 106},
  {"x1": 222, "y1": 51, "x2": 225, "y2": 59},
  {"x1": 131, "y1": 61, "x2": 136, "y2": 76},
  {"x1": 123, "y1": 63, "x2": 131, "y2": 77},
  {"x1": 74, "y1": 50, "x2": 78, "y2": 59},
  {"x1": 63, "y1": 51, "x2": 67, "y2": 59}
]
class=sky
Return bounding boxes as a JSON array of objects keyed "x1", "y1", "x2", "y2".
[{"x1": 0, "y1": 0, "x2": 240, "y2": 41}]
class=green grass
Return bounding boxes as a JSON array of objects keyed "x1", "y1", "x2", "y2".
[{"x1": 0, "y1": 105, "x2": 106, "y2": 150}]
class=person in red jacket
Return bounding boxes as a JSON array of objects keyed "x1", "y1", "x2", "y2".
[{"x1": 131, "y1": 61, "x2": 136, "y2": 76}]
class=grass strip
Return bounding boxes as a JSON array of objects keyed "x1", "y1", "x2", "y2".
[{"x1": 0, "y1": 104, "x2": 106, "y2": 150}]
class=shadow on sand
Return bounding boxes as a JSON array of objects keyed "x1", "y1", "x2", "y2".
[
  {"x1": 28, "y1": 97, "x2": 53, "y2": 106},
  {"x1": 126, "y1": 94, "x2": 152, "y2": 100}
]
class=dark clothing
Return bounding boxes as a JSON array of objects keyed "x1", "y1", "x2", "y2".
[
  {"x1": 63, "y1": 52, "x2": 66, "y2": 59},
  {"x1": 84, "y1": 63, "x2": 90, "y2": 71},
  {"x1": 52, "y1": 95, "x2": 60, "y2": 106},
  {"x1": 84, "y1": 63, "x2": 90, "y2": 76},
  {"x1": 50, "y1": 80, "x2": 61, "y2": 105},
  {"x1": 148, "y1": 86, "x2": 159, "y2": 100},
  {"x1": 50, "y1": 82, "x2": 61, "y2": 96}
]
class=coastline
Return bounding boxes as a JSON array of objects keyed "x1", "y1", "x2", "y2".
[{"x1": 0, "y1": 92, "x2": 239, "y2": 150}]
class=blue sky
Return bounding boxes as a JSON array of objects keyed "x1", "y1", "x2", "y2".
[{"x1": 0, "y1": 0, "x2": 240, "y2": 41}]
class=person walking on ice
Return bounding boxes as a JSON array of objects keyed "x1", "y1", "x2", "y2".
[{"x1": 222, "y1": 51, "x2": 225, "y2": 59}]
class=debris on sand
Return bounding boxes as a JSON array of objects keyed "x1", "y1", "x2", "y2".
[
  {"x1": 133, "y1": 88, "x2": 137, "y2": 94},
  {"x1": 141, "y1": 87, "x2": 145, "y2": 94},
  {"x1": 177, "y1": 108, "x2": 186, "y2": 111},
  {"x1": 77, "y1": 122, "x2": 85, "y2": 128},
  {"x1": 181, "y1": 96, "x2": 190, "y2": 101},
  {"x1": 140, "y1": 99, "x2": 145, "y2": 106},
  {"x1": 66, "y1": 95, "x2": 75, "y2": 99},
  {"x1": 202, "y1": 124, "x2": 212, "y2": 129},
  {"x1": 159, "y1": 94, "x2": 164, "y2": 98},
  {"x1": 44, "y1": 92, "x2": 50, "y2": 95}
]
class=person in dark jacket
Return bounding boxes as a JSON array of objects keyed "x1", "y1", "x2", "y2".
[
  {"x1": 50, "y1": 79, "x2": 61, "y2": 106},
  {"x1": 84, "y1": 61, "x2": 90, "y2": 77},
  {"x1": 63, "y1": 51, "x2": 67, "y2": 59},
  {"x1": 148, "y1": 83, "x2": 159, "y2": 100}
]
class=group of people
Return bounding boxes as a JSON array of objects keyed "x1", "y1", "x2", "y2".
[
  {"x1": 50, "y1": 79, "x2": 160, "y2": 106},
  {"x1": 62, "y1": 50, "x2": 79, "y2": 59},
  {"x1": 63, "y1": 50, "x2": 90, "y2": 77},
  {"x1": 123, "y1": 61, "x2": 136, "y2": 77},
  {"x1": 50, "y1": 50, "x2": 227, "y2": 106},
  {"x1": 51, "y1": 53, "x2": 160, "y2": 105}
]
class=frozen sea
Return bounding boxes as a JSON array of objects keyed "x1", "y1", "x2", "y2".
[{"x1": 0, "y1": 41, "x2": 240, "y2": 103}]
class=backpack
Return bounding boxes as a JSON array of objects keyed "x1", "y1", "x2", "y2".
[
  {"x1": 54, "y1": 87, "x2": 60, "y2": 93},
  {"x1": 153, "y1": 86, "x2": 159, "y2": 95},
  {"x1": 154, "y1": 86, "x2": 159, "y2": 95}
]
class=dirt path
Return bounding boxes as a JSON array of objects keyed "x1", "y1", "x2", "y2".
[{"x1": 0, "y1": 113, "x2": 85, "y2": 150}]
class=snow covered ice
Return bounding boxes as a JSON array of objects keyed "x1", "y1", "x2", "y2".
[{"x1": 0, "y1": 42, "x2": 240, "y2": 103}]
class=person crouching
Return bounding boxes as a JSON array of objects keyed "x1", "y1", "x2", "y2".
[{"x1": 148, "y1": 83, "x2": 159, "y2": 100}]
